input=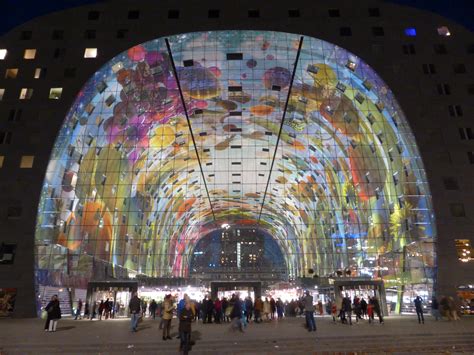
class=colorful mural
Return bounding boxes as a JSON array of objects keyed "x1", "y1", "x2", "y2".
[{"x1": 35, "y1": 31, "x2": 436, "y2": 296}]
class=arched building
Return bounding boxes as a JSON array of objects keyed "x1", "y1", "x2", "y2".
[{"x1": 0, "y1": 0, "x2": 472, "y2": 317}]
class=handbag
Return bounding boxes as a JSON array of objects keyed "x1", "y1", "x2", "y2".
[{"x1": 41, "y1": 310, "x2": 48, "y2": 319}]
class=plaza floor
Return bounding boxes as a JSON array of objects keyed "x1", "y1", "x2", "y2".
[{"x1": 1, "y1": 315, "x2": 474, "y2": 354}]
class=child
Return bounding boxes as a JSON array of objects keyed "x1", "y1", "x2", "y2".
[
  {"x1": 331, "y1": 302, "x2": 338, "y2": 322},
  {"x1": 367, "y1": 301, "x2": 374, "y2": 324}
]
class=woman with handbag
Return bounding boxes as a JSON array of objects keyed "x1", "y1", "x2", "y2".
[{"x1": 44, "y1": 295, "x2": 61, "y2": 332}]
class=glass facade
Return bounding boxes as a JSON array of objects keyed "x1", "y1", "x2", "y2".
[{"x1": 35, "y1": 31, "x2": 436, "y2": 311}]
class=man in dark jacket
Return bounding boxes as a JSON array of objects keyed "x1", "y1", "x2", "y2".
[
  {"x1": 179, "y1": 302, "x2": 194, "y2": 354},
  {"x1": 129, "y1": 292, "x2": 141, "y2": 332},
  {"x1": 414, "y1": 296, "x2": 424, "y2": 324}
]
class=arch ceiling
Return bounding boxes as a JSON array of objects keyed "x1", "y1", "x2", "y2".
[{"x1": 35, "y1": 31, "x2": 436, "y2": 288}]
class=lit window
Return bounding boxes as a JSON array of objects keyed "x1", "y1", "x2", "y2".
[
  {"x1": 455, "y1": 239, "x2": 473, "y2": 262},
  {"x1": 5, "y1": 68, "x2": 18, "y2": 79},
  {"x1": 49, "y1": 88, "x2": 63, "y2": 100},
  {"x1": 19, "y1": 88, "x2": 33, "y2": 100},
  {"x1": 437, "y1": 26, "x2": 451, "y2": 36},
  {"x1": 0, "y1": 49, "x2": 6, "y2": 60},
  {"x1": 404, "y1": 28, "x2": 416, "y2": 37},
  {"x1": 23, "y1": 49, "x2": 36, "y2": 59},
  {"x1": 34, "y1": 68, "x2": 46, "y2": 79},
  {"x1": 0, "y1": 89, "x2": 4, "y2": 100},
  {"x1": 84, "y1": 48, "x2": 98, "y2": 58},
  {"x1": 20, "y1": 155, "x2": 34, "y2": 168},
  {"x1": 0, "y1": 156, "x2": 4, "y2": 168}
]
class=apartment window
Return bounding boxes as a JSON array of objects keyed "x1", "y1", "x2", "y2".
[
  {"x1": 450, "y1": 203, "x2": 466, "y2": 217},
  {"x1": 8, "y1": 109, "x2": 22, "y2": 122},
  {"x1": 116, "y1": 29, "x2": 128, "y2": 39},
  {"x1": 368, "y1": 8, "x2": 380, "y2": 17},
  {"x1": 453, "y1": 63, "x2": 466, "y2": 74},
  {"x1": 402, "y1": 44, "x2": 416, "y2": 54},
  {"x1": 340, "y1": 27, "x2": 352, "y2": 36},
  {"x1": 208, "y1": 9, "x2": 220, "y2": 18},
  {"x1": 459, "y1": 127, "x2": 474, "y2": 140},
  {"x1": 468, "y1": 44, "x2": 474, "y2": 54},
  {"x1": 19, "y1": 88, "x2": 33, "y2": 100},
  {"x1": 434, "y1": 44, "x2": 447, "y2": 54},
  {"x1": 248, "y1": 9, "x2": 260, "y2": 18},
  {"x1": 0, "y1": 89, "x2": 4, "y2": 101},
  {"x1": 51, "y1": 30, "x2": 64, "y2": 40},
  {"x1": 0, "y1": 156, "x2": 4, "y2": 168},
  {"x1": 0, "y1": 131, "x2": 12, "y2": 144},
  {"x1": 84, "y1": 30, "x2": 96, "y2": 40},
  {"x1": 88, "y1": 10, "x2": 100, "y2": 20},
  {"x1": 468, "y1": 151, "x2": 474, "y2": 164},
  {"x1": 437, "y1": 83, "x2": 451, "y2": 95},
  {"x1": 53, "y1": 48, "x2": 66, "y2": 59},
  {"x1": 467, "y1": 84, "x2": 474, "y2": 95},
  {"x1": 64, "y1": 67, "x2": 76, "y2": 78},
  {"x1": 168, "y1": 9, "x2": 180, "y2": 19},
  {"x1": 443, "y1": 177, "x2": 459, "y2": 190},
  {"x1": 5, "y1": 68, "x2": 18, "y2": 79},
  {"x1": 24, "y1": 49, "x2": 36, "y2": 60},
  {"x1": 455, "y1": 239, "x2": 473, "y2": 262},
  {"x1": 448, "y1": 105, "x2": 463, "y2": 117},
  {"x1": 20, "y1": 31, "x2": 32, "y2": 40},
  {"x1": 328, "y1": 9, "x2": 340, "y2": 17},
  {"x1": 288, "y1": 9, "x2": 300, "y2": 18},
  {"x1": 49, "y1": 88, "x2": 63, "y2": 100},
  {"x1": 405, "y1": 28, "x2": 416, "y2": 36},
  {"x1": 34, "y1": 68, "x2": 46, "y2": 79},
  {"x1": 0, "y1": 244, "x2": 17, "y2": 264},
  {"x1": 0, "y1": 49, "x2": 7, "y2": 60},
  {"x1": 84, "y1": 48, "x2": 98, "y2": 58},
  {"x1": 372, "y1": 27, "x2": 384, "y2": 36},
  {"x1": 422, "y1": 64, "x2": 436, "y2": 74},
  {"x1": 128, "y1": 10, "x2": 140, "y2": 19},
  {"x1": 7, "y1": 206, "x2": 22, "y2": 219},
  {"x1": 437, "y1": 26, "x2": 451, "y2": 37},
  {"x1": 20, "y1": 155, "x2": 34, "y2": 168}
]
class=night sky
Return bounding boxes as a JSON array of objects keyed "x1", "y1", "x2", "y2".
[{"x1": 0, "y1": 0, "x2": 473, "y2": 36}]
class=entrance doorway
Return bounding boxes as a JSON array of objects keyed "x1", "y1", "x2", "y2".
[
  {"x1": 333, "y1": 279, "x2": 388, "y2": 316},
  {"x1": 210, "y1": 281, "x2": 262, "y2": 301},
  {"x1": 87, "y1": 281, "x2": 138, "y2": 318}
]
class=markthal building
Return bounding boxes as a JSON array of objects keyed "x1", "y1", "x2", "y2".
[{"x1": 0, "y1": 0, "x2": 473, "y2": 317}]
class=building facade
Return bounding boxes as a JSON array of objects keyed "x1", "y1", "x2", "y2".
[{"x1": 0, "y1": 0, "x2": 473, "y2": 317}]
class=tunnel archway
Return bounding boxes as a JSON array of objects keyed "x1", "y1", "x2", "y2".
[{"x1": 34, "y1": 30, "x2": 437, "y2": 313}]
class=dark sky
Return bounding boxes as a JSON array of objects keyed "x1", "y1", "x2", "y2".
[{"x1": 0, "y1": 0, "x2": 473, "y2": 36}]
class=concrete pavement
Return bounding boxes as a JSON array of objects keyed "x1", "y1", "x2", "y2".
[{"x1": 1, "y1": 315, "x2": 473, "y2": 354}]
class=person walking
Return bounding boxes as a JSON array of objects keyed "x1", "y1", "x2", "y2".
[
  {"x1": 447, "y1": 296, "x2": 460, "y2": 321},
  {"x1": 162, "y1": 294, "x2": 174, "y2": 340},
  {"x1": 331, "y1": 301, "x2": 338, "y2": 322},
  {"x1": 149, "y1": 299, "x2": 157, "y2": 319},
  {"x1": 414, "y1": 296, "x2": 424, "y2": 324},
  {"x1": 431, "y1": 296, "x2": 441, "y2": 321},
  {"x1": 360, "y1": 297, "x2": 368, "y2": 319},
  {"x1": 372, "y1": 296, "x2": 384, "y2": 324},
  {"x1": 254, "y1": 297, "x2": 263, "y2": 323},
  {"x1": 74, "y1": 299, "x2": 83, "y2": 320},
  {"x1": 44, "y1": 295, "x2": 61, "y2": 332},
  {"x1": 214, "y1": 298, "x2": 222, "y2": 324},
  {"x1": 129, "y1": 292, "x2": 141, "y2": 332},
  {"x1": 342, "y1": 295, "x2": 352, "y2": 325},
  {"x1": 303, "y1": 291, "x2": 316, "y2": 332},
  {"x1": 98, "y1": 300, "x2": 104, "y2": 321},
  {"x1": 230, "y1": 294, "x2": 244, "y2": 332},
  {"x1": 263, "y1": 297, "x2": 271, "y2": 321},
  {"x1": 179, "y1": 302, "x2": 194, "y2": 354},
  {"x1": 367, "y1": 298, "x2": 374, "y2": 324}
]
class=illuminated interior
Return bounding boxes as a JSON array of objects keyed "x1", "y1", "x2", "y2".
[{"x1": 35, "y1": 31, "x2": 436, "y2": 308}]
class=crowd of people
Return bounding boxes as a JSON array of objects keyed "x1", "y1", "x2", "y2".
[{"x1": 42, "y1": 290, "x2": 472, "y2": 350}]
